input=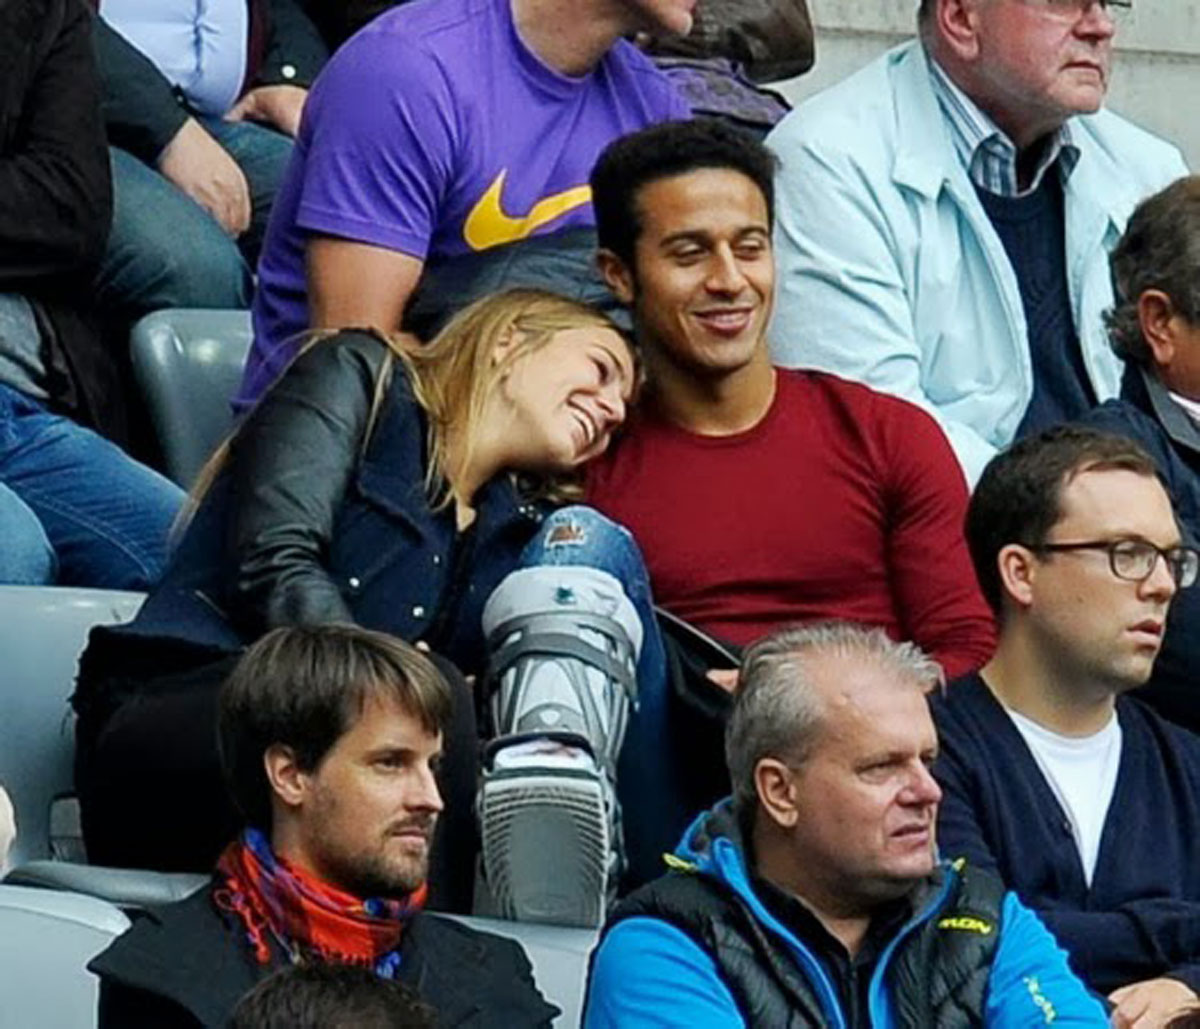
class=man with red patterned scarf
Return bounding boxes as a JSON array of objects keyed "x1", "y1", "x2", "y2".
[{"x1": 89, "y1": 623, "x2": 557, "y2": 1027}]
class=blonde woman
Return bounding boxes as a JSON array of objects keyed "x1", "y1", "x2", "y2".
[{"x1": 74, "y1": 290, "x2": 651, "y2": 915}]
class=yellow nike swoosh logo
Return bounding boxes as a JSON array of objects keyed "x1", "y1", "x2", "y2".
[{"x1": 463, "y1": 170, "x2": 592, "y2": 251}]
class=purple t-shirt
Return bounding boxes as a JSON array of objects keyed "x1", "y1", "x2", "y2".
[{"x1": 241, "y1": 0, "x2": 688, "y2": 409}]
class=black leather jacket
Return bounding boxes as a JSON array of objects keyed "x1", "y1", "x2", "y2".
[{"x1": 92, "y1": 332, "x2": 545, "y2": 676}]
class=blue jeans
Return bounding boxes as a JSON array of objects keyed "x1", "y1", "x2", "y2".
[
  {"x1": 516, "y1": 506, "x2": 690, "y2": 886},
  {"x1": 96, "y1": 119, "x2": 293, "y2": 319},
  {"x1": 0, "y1": 384, "x2": 184, "y2": 589}
]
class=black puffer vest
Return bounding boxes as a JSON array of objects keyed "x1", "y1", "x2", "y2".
[{"x1": 605, "y1": 858, "x2": 1004, "y2": 1028}]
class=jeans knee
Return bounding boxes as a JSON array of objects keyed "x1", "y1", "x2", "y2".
[
  {"x1": 103, "y1": 154, "x2": 252, "y2": 313},
  {"x1": 538, "y1": 505, "x2": 633, "y2": 552},
  {"x1": 0, "y1": 494, "x2": 55, "y2": 585},
  {"x1": 520, "y1": 506, "x2": 651, "y2": 609},
  {"x1": 146, "y1": 238, "x2": 251, "y2": 310}
]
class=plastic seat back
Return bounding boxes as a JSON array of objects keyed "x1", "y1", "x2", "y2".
[
  {"x1": 447, "y1": 914, "x2": 598, "y2": 1027},
  {"x1": 0, "y1": 884, "x2": 129, "y2": 1028},
  {"x1": 0, "y1": 587, "x2": 144, "y2": 869},
  {"x1": 129, "y1": 308, "x2": 252, "y2": 488}
]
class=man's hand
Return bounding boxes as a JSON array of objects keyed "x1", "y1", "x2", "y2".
[
  {"x1": 227, "y1": 85, "x2": 308, "y2": 137},
  {"x1": 156, "y1": 118, "x2": 251, "y2": 236},
  {"x1": 1109, "y1": 978, "x2": 1198, "y2": 1028}
]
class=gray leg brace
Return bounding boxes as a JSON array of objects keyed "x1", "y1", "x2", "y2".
[{"x1": 477, "y1": 566, "x2": 641, "y2": 927}]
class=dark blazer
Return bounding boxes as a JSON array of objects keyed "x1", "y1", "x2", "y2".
[
  {"x1": 90, "y1": 883, "x2": 559, "y2": 1027},
  {"x1": 90, "y1": 0, "x2": 328, "y2": 163},
  {"x1": 931, "y1": 673, "x2": 1200, "y2": 994},
  {"x1": 0, "y1": 0, "x2": 127, "y2": 438},
  {"x1": 87, "y1": 332, "x2": 545, "y2": 677},
  {"x1": 1079, "y1": 364, "x2": 1200, "y2": 733}
]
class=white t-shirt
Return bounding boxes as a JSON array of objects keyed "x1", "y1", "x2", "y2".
[
  {"x1": 1005, "y1": 708, "x2": 1123, "y2": 887},
  {"x1": 1170, "y1": 390, "x2": 1200, "y2": 426}
]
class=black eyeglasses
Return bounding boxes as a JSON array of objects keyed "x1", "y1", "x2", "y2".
[{"x1": 1024, "y1": 538, "x2": 1200, "y2": 588}]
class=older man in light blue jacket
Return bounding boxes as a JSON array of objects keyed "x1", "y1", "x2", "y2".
[{"x1": 767, "y1": 0, "x2": 1187, "y2": 483}]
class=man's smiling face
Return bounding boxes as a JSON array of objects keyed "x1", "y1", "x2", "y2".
[{"x1": 607, "y1": 167, "x2": 774, "y2": 381}]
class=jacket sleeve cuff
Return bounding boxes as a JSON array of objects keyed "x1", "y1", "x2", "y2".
[
  {"x1": 1166, "y1": 966, "x2": 1200, "y2": 996},
  {"x1": 141, "y1": 102, "x2": 190, "y2": 162},
  {"x1": 255, "y1": 0, "x2": 328, "y2": 89},
  {"x1": 92, "y1": 15, "x2": 190, "y2": 161}
]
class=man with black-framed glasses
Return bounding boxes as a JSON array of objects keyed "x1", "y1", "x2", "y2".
[{"x1": 932, "y1": 425, "x2": 1200, "y2": 1028}]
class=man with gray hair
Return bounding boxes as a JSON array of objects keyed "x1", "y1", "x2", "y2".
[
  {"x1": 767, "y1": 0, "x2": 1187, "y2": 484},
  {"x1": 585, "y1": 622, "x2": 1106, "y2": 1027}
]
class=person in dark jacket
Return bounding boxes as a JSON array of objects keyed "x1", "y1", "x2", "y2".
[
  {"x1": 933, "y1": 426, "x2": 1200, "y2": 1028},
  {"x1": 90, "y1": 0, "x2": 327, "y2": 318},
  {"x1": 586, "y1": 622, "x2": 1105, "y2": 1027},
  {"x1": 89, "y1": 623, "x2": 559, "y2": 1029},
  {"x1": 1079, "y1": 176, "x2": 1200, "y2": 734},
  {"x1": 0, "y1": 0, "x2": 183, "y2": 587},
  {"x1": 73, "y1": 289, "x2": 646, "y2": 915}
]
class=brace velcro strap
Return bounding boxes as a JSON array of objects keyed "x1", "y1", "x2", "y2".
[{"x1": 487, "y1": 618, "x2": 638, "y2": 702}]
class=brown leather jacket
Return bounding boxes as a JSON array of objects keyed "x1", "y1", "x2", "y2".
[
  {"x1": 647, "y1": 0, "x2": 814, "y2": 83},
  {"x1": 305, "y1": 0, "x2": 814, "y2": 82}
]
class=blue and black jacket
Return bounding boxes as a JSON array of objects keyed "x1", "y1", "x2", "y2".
[{"x1": 585, "y1": 802, "x2": 1107, "y2": 1027}]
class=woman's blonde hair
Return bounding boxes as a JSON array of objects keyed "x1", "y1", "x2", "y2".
[
  {"x1": 402, "y1": 288, "x2": 631, "y2": 505},
  {"x1": 181, "y1": 289, "x2": 631, "y2": 529}
]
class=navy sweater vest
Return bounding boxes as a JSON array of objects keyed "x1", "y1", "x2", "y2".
[{"x1": 975, "y1": 175, "x2": 1095, "y2": 435}]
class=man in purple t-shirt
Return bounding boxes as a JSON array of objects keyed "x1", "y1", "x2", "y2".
[{"x1": 240, "y1": 0, "x2": 693, "y2": 408}]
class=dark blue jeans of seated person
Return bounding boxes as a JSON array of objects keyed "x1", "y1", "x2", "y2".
[
  {"x1": 515, "y1": 505, "x2": 689, "y2": 888},
  {"x1": 96, "y1": 119, "x2": 293, "y2": 319},
  {"x1": 0, "y1": 302, "x2": 183, "y2": 589}
]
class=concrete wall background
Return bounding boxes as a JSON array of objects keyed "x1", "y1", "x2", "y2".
[{"x1": 770, "y1": 1, "x2": 1200, "y2": 169}]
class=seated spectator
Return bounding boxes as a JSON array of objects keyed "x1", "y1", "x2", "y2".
[
  {"x1": 239, "y1": 0, "x2": 690, "y2": 410},
  {"x1": 932, "y1": 426, "x2": 1200, "y2": 1026},
  {"x1": 73, "y1": 290, "x2": 662, "y2": 924},
  {"x1": 766, "y1": 0, "x2": 1188, "y2": 482},
  {"x1": 585, "y1": 623, "x2": 1106, "y2": 1027},
  {"x1": 0, "y1": 0, "x2": 182, "y2": 589},
  {"x1": 303, "y1": 0, "x2": 809, "y2": 137},
  {"x1": 90, "y1": 0, "x2": 327, "y2": 319},
  {"x1": 590, "y1": 119, "x2": 994, "y2": 674},
  {"x1": 230, "y1": 963, "x2": 436, "y2": 1028},
  {"x1": 584, "y1": 119, "x2": 995, "y2": 857},
  {"x1": 1080, "y1": 176, "x2": 1200, "y2": 733},
  {"x1": 89, "y1": 624, "x2": 558, "y2": 1028}
]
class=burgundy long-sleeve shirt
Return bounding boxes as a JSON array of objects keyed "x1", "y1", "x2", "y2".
[{"x1": 586, "y1": 368, "x2": 995, "y2": 679}]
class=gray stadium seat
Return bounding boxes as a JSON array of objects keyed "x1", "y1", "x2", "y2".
[
  {"x1": 129, "y1": 308, "x2": 252, "y2": 489},
  {"x1": 0, "y1": 889, "x2": 592, "y2": 1029},
  {"x1": 5, "y1": 861, "x2": 207, "y2": 910},
  {"x1": 0, "y1": 587, "x2": 144, "y2": 870},
  {"x1": 450, "y1": 914, "x2": 597, "y2": 1027},
  {"x1": 0, "y1": 884, "x2": 129, "y2": 1029}
]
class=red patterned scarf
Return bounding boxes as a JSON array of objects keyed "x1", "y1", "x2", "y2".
[{"x1": 214, "y1": 829, "x2": 427, "y2": 978}]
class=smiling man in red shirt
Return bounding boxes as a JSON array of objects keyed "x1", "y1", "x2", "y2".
[{"x1": 586, "y1": 119, "x2": 996, "y2": 681}]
